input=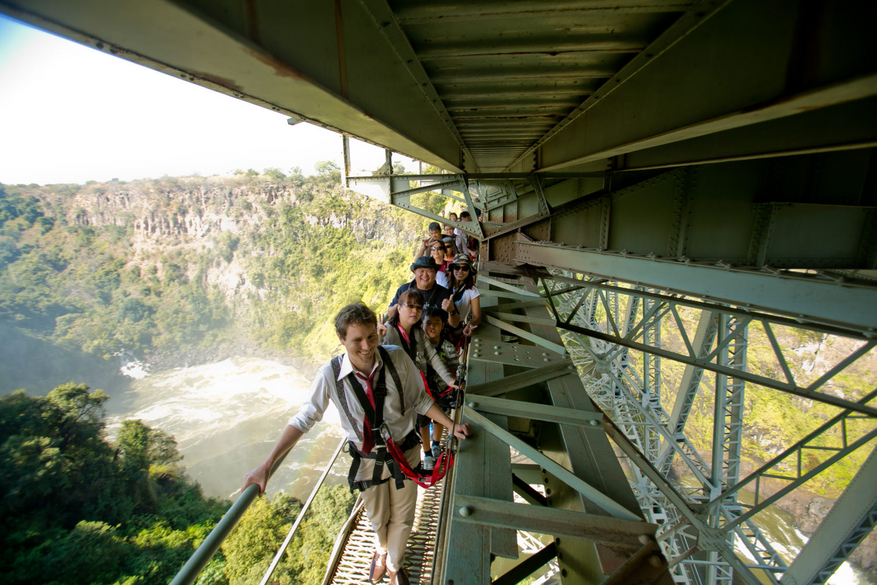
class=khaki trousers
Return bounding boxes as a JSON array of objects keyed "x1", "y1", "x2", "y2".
[{"x1": 358, "y1": 445, "x2": 421, "y2": 572}]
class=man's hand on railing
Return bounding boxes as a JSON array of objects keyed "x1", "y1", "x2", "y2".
[
  {"x1": 452, "y1": 423, "x2": 471, "y2": 441},
  {"x1": 240, "y1": 425, "x2": 305, "y2": 496},
  {"x1": 242, "y1": 462, "x2": 271, "y2": 496}
]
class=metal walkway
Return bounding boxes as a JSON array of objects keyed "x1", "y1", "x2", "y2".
[{"x1": 324, "y1": 482, "x2": 445, "y2": 585}]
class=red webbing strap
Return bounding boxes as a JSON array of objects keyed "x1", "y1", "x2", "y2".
[
  {"x1": 385, "y1": 437, "x2": 454, "y2": 489},
  {"x1": 422, "y1": 369, "x2": 455, "y2": 402},
  {"x1": 369, "y1": 353, "x2": 454, "y2": 489},
  {"x1": 420, "y1": 371, "x2": 436, "y2": 401}
]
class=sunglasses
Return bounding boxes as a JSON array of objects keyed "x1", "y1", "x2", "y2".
[
  {"x1": 453, "y1": 265, "x2": 470, "y2": 272},
  {"x1": 400, "y1": 303, "x2": 423, "y2": 311},
  {"x1": 430, "y1": 246, "x2": 445, "y2": 251}
]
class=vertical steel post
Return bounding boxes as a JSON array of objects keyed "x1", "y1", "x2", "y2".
[{"x1": 341, "y1": 135, "x2": 350, "y2": 189}]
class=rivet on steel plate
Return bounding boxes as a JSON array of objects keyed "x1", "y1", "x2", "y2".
[{"x1": 459, "y1": 506, "x2": 472, "y2": 517}]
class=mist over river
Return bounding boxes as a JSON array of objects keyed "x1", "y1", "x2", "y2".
[
  {"x1": 110, "y1": 357, "x2": 874, "y2": 584},
  {"x1": 107, "y1": 357, "x2": 349, "y2": 501}
]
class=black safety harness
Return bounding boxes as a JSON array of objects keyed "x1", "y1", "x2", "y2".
[{"x1": 331, "y1": 346, "x2": 452, "y2": 492}]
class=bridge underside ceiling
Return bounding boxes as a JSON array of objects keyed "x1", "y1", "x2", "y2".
[{"x1": 4, "y1": 0, "x2": 875, "y2": 176}]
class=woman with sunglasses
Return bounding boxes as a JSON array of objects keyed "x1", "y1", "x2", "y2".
[
  {"x1": 448, "y1": 254, "x2": 481, "y2": 338},
  {"x1": 378, "y1": 289, "x2": 457, "y2": 471},
  {"x1": 429, "y1": 241, "x2": 450, "y2": 288}
]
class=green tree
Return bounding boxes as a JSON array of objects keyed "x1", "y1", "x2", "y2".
[
  {"x1": 221, "y1": 493, "x2": 302, "y2": 585},
  {"x1": 0, "y1": 386, "x2": 226, "y2": 585}
]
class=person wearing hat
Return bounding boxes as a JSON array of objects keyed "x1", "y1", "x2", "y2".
[
  {"x1": 448, "y1": 254, "x2": 481, "y2": 337},
  {"x1": 441, "y1": 234, "x2": 457, "y2": 258},
  {"x1": 388, "y1": 256, "x2": 461, "y2": 329},
  {"x1": 413, "y1": 221, "x2": 443, "y2": 259}
]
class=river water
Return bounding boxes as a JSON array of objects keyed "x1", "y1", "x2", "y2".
[
  {"x1": 107, "y1": 357, "x2": 349, "y2": 501},
  {"x1": 110, "y1": 357, "x2": 874, "y2": 584}
]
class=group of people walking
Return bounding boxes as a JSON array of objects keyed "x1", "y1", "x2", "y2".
[{"x1": 243, "y1": 214, "x2": 482, "y2": 585}]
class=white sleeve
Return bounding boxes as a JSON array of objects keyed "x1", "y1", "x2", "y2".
[{"x1": 288, "y1": 366, "x2": 333, "y2": 433}]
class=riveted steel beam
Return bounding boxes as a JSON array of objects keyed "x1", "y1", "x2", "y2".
[
  {"x1": 528, "y1": 1, "x2": 877, "y2": 172},
  {"x1": 505, "y1": 0, "x2": 733, "y2": 171},
  {"x1": 453, "y1": 494, "x2": 655, "y2": 549},
  {"x1": 465, "y1": 407, "x2": 641, "y2": 521},
  {"x1": 516, "y1": 241, "x2": 877, "y2": 334},
  {"x1": 540, "y1": 74, "x2": 877, "y2": 172},
  {"x1": 466, "y1": 362, "x2": 575, "y2": 397}
]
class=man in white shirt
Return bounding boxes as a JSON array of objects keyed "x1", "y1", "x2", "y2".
[{"x1": 243, "y1": 304, "x2": 470, "y2": 585}]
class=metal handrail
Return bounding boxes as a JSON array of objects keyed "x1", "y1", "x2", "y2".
[
  {"x1": 168, "y1": 436, "x2": 346, "y2": 585},
  {"x1": 168, "y1": 462, "x2": 280, "y2": 585},
  {"x1": 259, "y1": 438, "x2": 347, "y2": 585},
  {"x1": 320, "y1": 498, "x2": 365, "y2": 585}
]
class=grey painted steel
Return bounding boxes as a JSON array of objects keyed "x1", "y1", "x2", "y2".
[
  {"x1": 453, "y1": 494, "x2": 654, "y2": 548},
  {"x1": 465, "y1": 405, "x2": 640, "y2": 522},
  {"x1": 483, "y1": 315, "x2": 568, "y2": 356},
  {"x1": 539, "y1": 72, "x2": 877, "y2": 172},
  {"x1": 540, "y1": 274, "x2": 819, "y2": 582},
  {"x1": 470, "y1": 395, "x2": 604, "y2": 427},
  {"x1": 355, "y1": 0, "x2": 478, "y2": 171},
  {"x1": 706, "y1": 314, "x2": 746, "y2": 585},
  {"x1": 504, "y1": 0, "x2": 732, "y2": 171},
  {"x1": 441, "y1": 319, "x2": 516, "y2": 584},
  {"x1": 556, "y1": 313, "x2": 877, "y2": 417},
  {"x1": 517, "y1": 240, "x2": 877, "y2": 334},
  {"x1": 658, "y1": 311, "x2": 717, "y2": 475},
  {"x1": 466, "y1": 362, "x2": 575, "y2": 397},
  {"x1": 478, "y1": 274, "x2": 542, "y2": 297},
  {"x1": 534, "y1": 1, "x2": 877, "y2": 172},
  {"x1": 600, "y1": 417, "x2": 764, "y2": 585},
  {"x1": 782, "y1": 447, "x2": 877, "y2": 585}
]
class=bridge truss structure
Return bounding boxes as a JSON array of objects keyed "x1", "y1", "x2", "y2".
[
  {"x1": 4, "y1": 1, "x2": 877, "y2": 583},
  {"x1": 348, "y1": 167, "x2": 877, "y2": 585}
]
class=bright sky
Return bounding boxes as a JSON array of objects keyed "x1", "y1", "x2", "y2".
[{"x1": 0, "y1": 14, "x2": 397, "y2": 186}]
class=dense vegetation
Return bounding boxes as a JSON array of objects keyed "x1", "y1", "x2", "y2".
[
  {"x1": 0, "y1": 382, "x2": 354, "y2": 585},
  {"x1": 5, "y1": 166, "x2": 873, "y2": 576},
  {"x1": 0, "y1": 165, "x2": 442, "y2": 371},
  {"x1": 0, "y1": 167, "x2": 436, "y2": 583}
]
